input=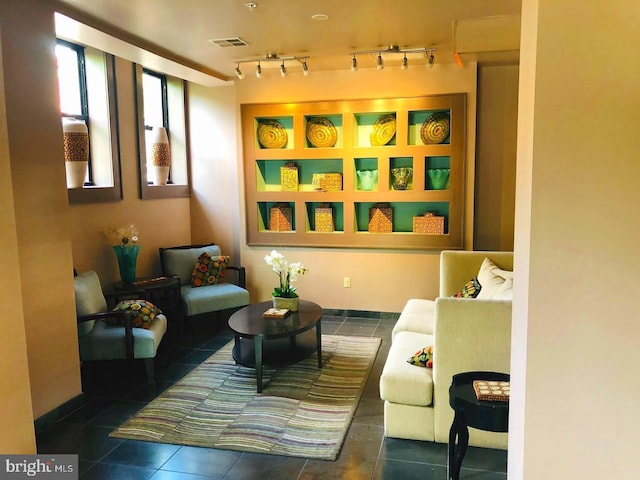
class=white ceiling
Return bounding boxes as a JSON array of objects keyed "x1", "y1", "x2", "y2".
[{"x1": 55, "y1": 0, "x2": 522, "y2": 81}]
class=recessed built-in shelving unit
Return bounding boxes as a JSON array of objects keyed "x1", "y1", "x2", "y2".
[{"x1": 241, "y1": 94, "x2": 466, "y2": 249}]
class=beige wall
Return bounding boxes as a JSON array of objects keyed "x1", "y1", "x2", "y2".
[
  {"x1": 69, "y1": 56, "x2": 192, "y2": 284},
  {"x1": 475, "y1": 64, "x2": 518, "y2": 251},
  {"x1": 510, "y1": 0, "x2": 640, "y2": 478},
  {"x1": 0, "y1": 0, "x2": 81, "y2": 426},
  {"x1": 0, "y1": 30, "x2": 37, "y2": 454},
  {"x1": 231, "y1": 64, "x2": 479, "y2": 312}
]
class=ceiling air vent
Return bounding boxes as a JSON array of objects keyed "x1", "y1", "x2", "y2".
[{"x1": 209, "y1": 37, "x2": 249, "y2": 48}]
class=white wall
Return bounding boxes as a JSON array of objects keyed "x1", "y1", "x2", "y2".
[{"x1": 510, "y1": 1, "x2": 640, "y2": 478}]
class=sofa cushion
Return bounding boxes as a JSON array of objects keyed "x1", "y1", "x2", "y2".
[
  {"x1": 476, "y1": 258, "x2": 513, "y2": 299},
  {"x1": 380, "y1": 331, "x2": 434, "y2": 406},
  {"x1": 453, "y1": 277, "x2": 481, "y2": 298},
  {"x1": 112, "y1": 299, "x2": 162, "y2": 329},
  {"x1": 407, "y1": 345, "x2": 433, "y2": 368},
  {"x1": 191, "y1": 252, "x2": 229, "y2": 287},
  {"x1": 391, "y1": 299, "x2": 435, "y2": 341}
]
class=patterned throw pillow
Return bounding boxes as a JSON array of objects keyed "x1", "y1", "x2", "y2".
[
  {"x1": 453, "y1": 277, "x2": 481, "y2": 298},
  {"x1": 191, "y1": 252, "x2": 230, "y2": 287},
  {"x1": 112, "y1": 300, "x2": 161, "y2": 329},
  {"x1": 407, "y1": 346, "x2": 433, "y2": 368}
]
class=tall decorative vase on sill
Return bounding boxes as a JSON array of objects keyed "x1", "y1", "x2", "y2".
[
  {"x1": 112, "y1": 245, "x2": 140, "y2": 284},
  {"x1": 62, "y1": 118, "x2": 89, "y2": 188},
  {"x1": 151, "y1": 126, "x2": 171, "y2": 186},
  {"x1": 272, "y1": 296, "x2": 299, "y2": 312}
]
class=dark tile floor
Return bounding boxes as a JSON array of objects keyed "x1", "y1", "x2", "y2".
[{"x1": 36, "y1": 311, "x2": 507, "y2": 479}]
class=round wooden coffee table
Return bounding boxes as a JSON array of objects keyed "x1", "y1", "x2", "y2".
[{"x1": 228, "y1": 300, "x2": 323, "y2": 393}]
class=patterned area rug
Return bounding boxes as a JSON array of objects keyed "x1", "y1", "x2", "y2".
[{"x1": 110, "y1": 335, "x2": 381, "y2": 460}]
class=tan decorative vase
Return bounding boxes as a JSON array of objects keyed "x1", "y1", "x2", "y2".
[
  {"x1": 151, "y1": 126, "x2": 171, "y2": 185},
  {"x1": 62, "y1": 118, "x2": 88, "y2": 188}
]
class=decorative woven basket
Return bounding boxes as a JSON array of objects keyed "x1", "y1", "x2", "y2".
[
  {"x1": 269, "y1": 203, "x2": 293, "y2": 231},
  {"x1": 306, "y1": 117, "x2": 337, "y2": 148},
  {"x1": 280, "y1": 162, "x2": 299, "y2": 191},
  {"x1": 420, "y1": 112, "x2": 450, "y2": 145},
  {"x1": 312, "y1": 173, "x2": 342, "y2": 191},
  {"x1": 413, "y1": 212, "x2": 445, "y2": 234},
  {"x1": 315, "y1": 204, "x2": 334, "y2": 232},
  {"x1": 368, "y1": 203, "x2": 393, "y2": 233},
  {"x1": 370, "y1": 114, "x2": 396, "y2": 146},
  {"x1": 257, "y1": 119, "x2": 288, "y2": 149}
]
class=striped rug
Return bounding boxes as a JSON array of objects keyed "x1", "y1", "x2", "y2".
[{"x1": 110, "y1": 335, "x2": 381, "y2": 460}]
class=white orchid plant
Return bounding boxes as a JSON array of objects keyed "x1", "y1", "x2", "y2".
[{"x1": 264, "y1": 250, "x2": 308, "y2": 298}]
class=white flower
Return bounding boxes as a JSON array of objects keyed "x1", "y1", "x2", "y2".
[{"x1": 264, "y1": 250, "x2": 308, "y2": 298}]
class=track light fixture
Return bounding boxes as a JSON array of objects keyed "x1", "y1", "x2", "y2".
[
  {"x1": 233, "y1": 53, "x2": 310, "y2": 79},
  {"x1": 350, "y1": 45, "x2": 437, "y2": 71}
]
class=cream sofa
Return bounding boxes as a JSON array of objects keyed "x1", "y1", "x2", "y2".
[{"x1": 379, "y1": 250, "x2": 513, "y2": 449}]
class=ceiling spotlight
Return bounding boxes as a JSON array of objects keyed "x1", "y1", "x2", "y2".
[
  {"x1": 245, "y1": 2, "x2": 258, "y2": 11},
  {"x1": 280, "y1": 61, "x2": 287, "y2": 77},
  {"x1": 302, "y1": 60, "x2": 309, "y2": 76},
  {"x1": 255, "y1": 62, "x2": 262, "y2": 78},
  {"x1": 350, "y1": 46, "x2": 436, "y2": 72},
  {"x1": 234, "y1": 64, "x2": 245, "y2": 79}
]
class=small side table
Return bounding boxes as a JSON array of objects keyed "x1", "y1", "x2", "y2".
[
  {"x1": 448, "y1": 371, "x2": 510, "y2": 480},
  {"x1": 114, "y1": 276, "x2": 182, "y2": 339}
]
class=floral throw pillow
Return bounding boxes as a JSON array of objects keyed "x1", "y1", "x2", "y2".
[
  {"x1": 453, "y1": 277, "x2": 481, "y2": 298},
  {"x1": 191, "y1": 252, "x2": 230, "y2": 287},
  {"x1": 407, "y1": 346, "x2": 433, "y2": 368},
  {"x1": 111, "y1": 300, "x2": 161, "y2": 329}
]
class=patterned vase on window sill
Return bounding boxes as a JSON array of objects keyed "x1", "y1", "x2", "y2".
[
  {"x1": 272, "y1": 296, "x2": 299, "y2": 312},
  {"x1": 151, "y1": 126, "x2": 171, "y2": 186},
  {"x1": 62, "y1": 118, "x2": 89, "y2": 189}
]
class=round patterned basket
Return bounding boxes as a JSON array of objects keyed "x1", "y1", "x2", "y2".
[
  {"x1": 420, "y1": 112, "x2": 450, "y2": 144},
  {"x1": 370, "y1": 114, "x2": 396, "y2": 146},
  {"x1": 306, "y1": 117, "x2": 337, "y2": 148},
  {"x1": 257, "y1": 120, "x2": 288, "y2": 149}
]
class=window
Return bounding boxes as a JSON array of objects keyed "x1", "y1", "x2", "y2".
[
  {"x1": 55, "y1": 39, "x2": 122, "y2": 203},
  {"x1": 56, "y1": 40, "x2": 91, "y2": 184},
  {"x1": 134, "y1": 64, "x2": 190, "y2": 199},
  {"x1": 142, "y1": 69, "x2": 170, "y2": 183}
]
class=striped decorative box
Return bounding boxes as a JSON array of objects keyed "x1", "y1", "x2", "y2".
[
  {"x1": 368, "y1": 203, "x2": 393, "y2": 233},
  {"x1": 312, "y1": 173, "x2": 342, "y2": 191},
  {"x1": 315, "y1": 204, "x2": 334, "y2": 232},
  {"x1": 280, "y1": 162, "x2": 299, "y2": 191},
  {"x1": 413, "y1": 212, "x2": 444, "y2": 234},
  {"x1": 269, "y1": 203, "x2": 293, "y2": 231}
]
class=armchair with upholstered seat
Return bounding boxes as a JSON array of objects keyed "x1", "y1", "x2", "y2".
[
  {"x1": 74, "y1": 270, "x2": 167, "y2": 384},
  {"x1": 159, "y1": 243, "x2": 250, "y2": 329}
]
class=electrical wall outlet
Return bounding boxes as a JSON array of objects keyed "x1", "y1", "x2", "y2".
[{"x1": 343, "y1": 277, "x2": 351, "y2": 288}]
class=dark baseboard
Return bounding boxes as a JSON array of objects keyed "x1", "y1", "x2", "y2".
[{"x1": 34, "y1": 393, "x2": 85, "y2": 435}]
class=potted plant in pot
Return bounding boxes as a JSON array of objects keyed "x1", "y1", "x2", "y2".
[{"x1": 264, "y1": 250, "x2": 308, "y2": 311}]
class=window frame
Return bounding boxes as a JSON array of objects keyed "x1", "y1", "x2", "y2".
[
  {"x1": 134, "y1": 64, "x2": 190, "y2": 199},
  {"x1": 57, "y1": 41, "x2": 122, "y2": 204}
]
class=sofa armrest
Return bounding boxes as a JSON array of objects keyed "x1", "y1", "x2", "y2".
[{"x1": 432, "y1": 296, "x2": 512, "y2": 443}]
